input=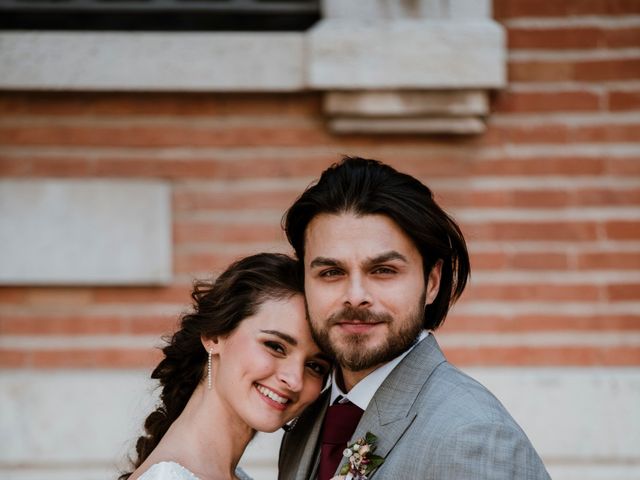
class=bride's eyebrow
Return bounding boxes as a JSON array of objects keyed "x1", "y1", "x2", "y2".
[{"x1": 260, "y1": 329, "x2": 297, "y2": 346}]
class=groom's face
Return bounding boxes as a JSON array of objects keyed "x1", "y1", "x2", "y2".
[{"x1": 303, "y1": 212, "x2": 440, "y2": 374}]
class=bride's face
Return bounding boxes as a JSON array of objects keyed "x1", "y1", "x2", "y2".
[{"x1": 209, "y1": 294, "x2": 330, "y2": 432}]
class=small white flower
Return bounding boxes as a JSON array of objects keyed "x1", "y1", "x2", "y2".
[
  {"x1": 351, "y1": 443, "x2": 360, "y2": 452},
  {"x1": 343, "y1": 448, "x2": 353, "y2": 457}
]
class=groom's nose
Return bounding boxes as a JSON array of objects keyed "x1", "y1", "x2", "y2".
[{"x1": 343, "y1": 273, "x2": 372, "y2": 308}]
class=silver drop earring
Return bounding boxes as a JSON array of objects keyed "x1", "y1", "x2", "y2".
[{"x1": 207, "y1": 348, "x2": 212, "y2": 390}]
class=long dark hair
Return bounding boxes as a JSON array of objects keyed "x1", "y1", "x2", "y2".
[
  {"x1": 119, "y1": 253, "x2": 304, "y2": 479},
  {"x1": 283, "y1": 156, "x2": 470, "y2": 330}
]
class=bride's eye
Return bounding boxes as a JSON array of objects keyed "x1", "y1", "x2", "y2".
[
  {"x1": 306, "y1": 361, "x2": 329, "y2": 377},
  {"x1": 265, "y1": 341, "x2": 286, "y2": 355}
]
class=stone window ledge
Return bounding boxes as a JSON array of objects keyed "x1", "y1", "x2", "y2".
[{"x1": 0, "y1": 16, "x2": 505, "y2": 134}]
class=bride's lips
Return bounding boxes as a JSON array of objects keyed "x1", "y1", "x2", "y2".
[{"x1": 254, "y1": 383, "x2": 291, "y2": 411}]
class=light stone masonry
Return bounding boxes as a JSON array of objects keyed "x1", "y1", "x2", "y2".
[
  {"x1": 1, "y1": 368, "x2": 638, "y2": 480},
  {"x1": 0, "y1": 180, "x2": 172, "y2": 285}
]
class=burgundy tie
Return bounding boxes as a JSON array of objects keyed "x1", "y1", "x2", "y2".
[{"x1": 317, "y1": 400, "x2": 364, "y2": 480}]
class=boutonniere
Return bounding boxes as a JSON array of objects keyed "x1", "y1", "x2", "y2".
[{"x1": 330, "y1": 432, "x2": 385, "y2": 480}]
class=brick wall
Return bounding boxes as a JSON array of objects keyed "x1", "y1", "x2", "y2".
[{"x1": 1, "y1": 1, "x2": 639, "y2": 478}]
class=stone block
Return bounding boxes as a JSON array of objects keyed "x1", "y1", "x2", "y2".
[
  {"x1": 321, "y1": 0, "x2": 491, "y2": 19},
  {"x1": 329, "y1": 116, "x2": 486, "y2": 134},
  {"x1": 0, "y1": 180, "x2": 172, "y2": 285},
  {"x1": 324, "y1": 90, "x2": 489, "y2": 116},
  {"x1": 308, "y1": 19, "x2": 506, "y2": 89},
  {"x1": 0, "y1": 32, "x2": 305, "y2": 91}
]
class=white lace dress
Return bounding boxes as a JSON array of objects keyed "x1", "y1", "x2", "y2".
[{"x1": 138, "y1": 461, "x2": 253, "y2": 480}]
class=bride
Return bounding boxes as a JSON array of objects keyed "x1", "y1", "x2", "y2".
[{"x1": 120, "y1": 253, "x2": 331, "y2": 480}]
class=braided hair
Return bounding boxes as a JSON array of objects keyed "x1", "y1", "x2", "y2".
[{"x1": 119, "y1": 253, "x2": 303, "y2": 479}]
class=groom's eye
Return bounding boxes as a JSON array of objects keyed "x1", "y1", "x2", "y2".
[
  {"x1": 319, "y1": 268, "x2": 343, "y2": 278},
  {"x1": 372, "y1": 266, "x2": 396, "y2": 275}
]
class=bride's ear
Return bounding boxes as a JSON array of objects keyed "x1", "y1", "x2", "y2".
[{"x1": 201, "y1": 334, "x2": 221, "y2": 354}]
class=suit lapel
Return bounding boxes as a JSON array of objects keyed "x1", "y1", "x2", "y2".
[
  {"x1": 335, "y1": 335, "x2": 447, "y2": 478},
  {"x1": 280, "y1": 389, "x2": 329, "y2": 480}
]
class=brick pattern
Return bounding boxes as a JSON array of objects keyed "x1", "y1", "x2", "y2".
[{"x1": 1, "y1": 1, "x2": 639, "y2": 369}]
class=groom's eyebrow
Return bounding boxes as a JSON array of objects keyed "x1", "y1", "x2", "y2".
[
  {"x1": 260, "y1": 330, "x2": 297, "y2": 346},
  {"x1": 309, "y1": 257, "x2": 343, "y2": 269}
]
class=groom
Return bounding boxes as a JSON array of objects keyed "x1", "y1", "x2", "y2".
[{"x1": 278, "y1": 157, "x2": 550, "y2": 479}]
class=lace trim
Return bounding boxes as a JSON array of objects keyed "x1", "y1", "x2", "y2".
[{"x1": 138, "y1": 461, "x2": 201, "y2": 480}]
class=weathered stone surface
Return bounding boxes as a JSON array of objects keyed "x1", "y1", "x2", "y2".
[
  {"x1": 322, "y1": 0, "x2": 491, "y2": 20},
  {"x1": 0, "y1": 32, "x2": 305, "y2": 91},
  {"x1": 325, "y1": 90, "x2": 489, "y2": 115},
  {"x1": 2, "y1": 368, "x2": 639, "y2": 479},
  {"x1": 329, "y1": 116, "x2": 486, "y2": 134},
  {"x1": 308, "y1": 19, "x2": 506, "y2": 89},
  {"x1": 0, "y1": 180, "x2": 172, "y2": 285}
]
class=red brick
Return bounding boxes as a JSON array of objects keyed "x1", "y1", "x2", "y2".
[
  {"x1": 0, "y1": 314, "x2": 123, "y2": 335},
  {"x1": 443, "y1": 313, "x2": 640, "y2": 332},
  {"x1": 494, "y1": 0, "x2": 640, "y2": 19},
  {"x1": 0, "y1": 92, "x2": 322, "y2": 116},
  {"x1": 508, "y1": 252, "x2": 570, "y2": 269},
  {"x1": 465, "y1": 221, "x2": 599, "y2": 241},
  {"x1": 173, "y1": 188, "x2": 301, "y2": 213},
  {"x1": 173, "y1": 221, "x2": 285, "y2": 244},
  {"x1": 606, "y1": 157, "x2": 640, "y2": 175},
  {"x1": 0, "y1": 350, "x2": 28, "y2": 368},
  {"x1": 510, "y1": 190, "x2": 571, "y2": 208},
  {"x1": 573, "y1": 123, "x2": 640, "y2": 143},
  {"x1": 25, "y1": 288, "x2": 93, "y2": 307},
  {"x1": 484, "y1": 122, "x2": 571, "y2": 144},
  {"x1": 92, "y1": 285, "x2": 189, "y2": 304},
  {"x1": 573, "y1": 187, "x2": 640, "y2": 206},
  {"x1": 577, "y1": 251, "x2": 640, "y2": 270},
  {"x1": 444, "y1": 345, "x2": 640, "y2": 366},
  {"x1": 0, "y1": 313, "x2": 181, "y2": 335},
  {"x1": 468, "y1": 251, "x2": 509, "y2": 270},
  {"x1": 437, "y1": 190, "x2": 513, "y2": 209},
  {"x1": 607, "y1": 283, "x2": 640, "y2": 301},
  {"x1": 608, "y1": 90, "x2": 640, "y2": 111},
  {"x1": 473, "y1": 156, "x2": 606, "y2": 176},
  {"x1": 485, "y1": 122, "x2": 640, "y2": 145},
  {"x1": 174, "y1": 250, "x2": 296, "y2": 275},
  {"x1": 493, "y1": 90, "x2": 601, "y2": 113},
  {"x1": 129, "y1": 316, "x2": 180, "y2": 335},
  {"x1": 0, "y1": 288, "x2": 28, "y2": 304},
  {"x1": 604, "y1": 27, "x2": 640, "y2": 48},
  {"x1": 509, "y1": 59, "x2": 640, "y2": 83},
  {"x1": 0, "y1": 124, "x2": 334, "y2": 148},
  {"x1": 605, "y1": 221, "x2": 640, "y2": 239},
  {"x1": 508, "y1": 27, "x2": 601, "y2": 50},
  {"x1": 507, "y1": 26, "x2": 640, "y2": 50},
  {"x1": 464, "y1": 282, "x2": 601, "y2": 301},
  {"x1": 28, "y1": 348, "x2": 162, "y2": 368}
]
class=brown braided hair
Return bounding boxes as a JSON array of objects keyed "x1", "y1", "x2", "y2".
[{"x1": 119, "y1": 253, "x2": 303, "y2": 479}]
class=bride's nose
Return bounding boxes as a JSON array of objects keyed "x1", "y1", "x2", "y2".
[{"x1": 276, "y1": 360, "x2": 304, "y2": 393}]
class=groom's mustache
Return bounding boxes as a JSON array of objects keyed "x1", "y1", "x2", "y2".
[{"x1": 327, "y1": 307, "x2": 393, "y2": 326}]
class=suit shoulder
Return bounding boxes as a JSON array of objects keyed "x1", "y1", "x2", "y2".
[{"x1": 418, "y1": 361, "x2": 519, "y2": 426}]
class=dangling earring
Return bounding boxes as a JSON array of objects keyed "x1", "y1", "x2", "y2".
[
  {"x1": 207, "y1": 348, "x2": 212, "y2": 390},
  {"x1": 282, "y1": 416, "x2": 299, "y2": 432}
]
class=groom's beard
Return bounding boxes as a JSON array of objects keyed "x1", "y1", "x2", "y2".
[{"x1": 308, "y1": 293, "x2": 425, "y2": 372}]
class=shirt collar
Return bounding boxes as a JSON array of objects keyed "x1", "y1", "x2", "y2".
[{"x1": 329, "y1": 330, "x2": 429, "y2": 410}]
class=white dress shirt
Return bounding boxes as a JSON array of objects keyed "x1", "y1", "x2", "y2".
[{"x1": 329, "y1": 330, "x2": 429, "y2": 410}]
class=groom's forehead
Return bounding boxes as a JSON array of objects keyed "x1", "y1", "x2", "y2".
[{"x1": 302, "y1": 212, "x2": 422, "y2": 262}]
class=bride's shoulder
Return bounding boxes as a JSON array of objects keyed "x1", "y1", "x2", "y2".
[{"x1": 137, "y1": 461, "x2": 200, "y2": 480}]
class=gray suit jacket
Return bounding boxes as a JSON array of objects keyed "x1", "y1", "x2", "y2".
[{"x1": 279, "y1": 335, "x2": 550, "y2": 479}]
